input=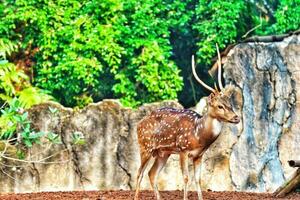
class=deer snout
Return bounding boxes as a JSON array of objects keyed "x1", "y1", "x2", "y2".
[{"x1": 230, "y1": 114, "x2": 240, "y2": 124}]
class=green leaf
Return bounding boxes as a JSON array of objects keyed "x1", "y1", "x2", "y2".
[
  {"x1": 49, "y1": 107, "x2": 58, "y2": 114},
  {"x1": 24, "y1": 140, "x2": 33, "y2": 148},
  {"x1": 17, "y1": 150, "x2": 25, "y2": 160},
  {"x1": 72, "y1": 131, "x2": 85, "y2": 145}
]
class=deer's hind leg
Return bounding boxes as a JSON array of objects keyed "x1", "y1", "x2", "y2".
[
  {"x1": 134, "y1": 150, "x2": 152, "y2": 200},
  {"x1": 148, "y1": 154, "x2": 170, "y2": 200}
]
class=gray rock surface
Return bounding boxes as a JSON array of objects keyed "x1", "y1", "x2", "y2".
[
  {"x1": 0, "y1": 100, "x2": 183, "y2": 192},
  {"x1": 201, "y1": 34, "x2": 300, "y2": 192}
]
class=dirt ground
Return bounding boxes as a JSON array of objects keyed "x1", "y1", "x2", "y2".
[{"x1": 1, "y1": 190, "x2": 300, "y2": 200}]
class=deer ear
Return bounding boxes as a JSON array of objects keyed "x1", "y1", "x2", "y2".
[{"x1": 208, "y1": 93, "x2": 215, "y2": 105}]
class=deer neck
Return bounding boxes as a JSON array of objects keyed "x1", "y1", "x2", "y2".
[{"x1": 199, "y1": 114, "x2": 223, "y2": 138}]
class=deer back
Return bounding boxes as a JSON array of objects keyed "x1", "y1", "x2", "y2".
[{"x1": 137, "y1": 108, "x2": 210, "y2": 156}]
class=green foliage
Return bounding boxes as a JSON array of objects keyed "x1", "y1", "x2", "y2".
[
  {"x1": 72, "y1": 131, "x2": 85, "y2": 145},
  {"x1": 0, "y1": 38, "x2": 52, "y2": 108},
  {"x1": 0, "y1": 38, "x2": 16, "y2": 60},
  {"x1": 0, "y1": 61, "x2": 52, "y2": 108},
  {"x1": 0, "y1": 98, "x2": 61, "y2": 147},
  {"x1": 46, "y1": 132, "x2": 61, "y2": 144},
  {"x1": 0, "y1": 38, "x2": 60, "y2": 158},
  {"x1": 48, "y1": 107, "x2": 58, "y2": 115},
  {"x1": 0, "y1": 0, "x2": 299, "y2": 108},
  {"x1": 0, "y1": 61, "x2": 27, "y2": 101},
  {"x1": 113, "y1": 41, "x2": 183, "y2": 106},
  {"x1": 0, "y1": 0, "x2": 185, "y2": 107},
  {"x1": 194, "y1": 0, "x2": 246, "y2": 64},
  {"x1": 0, "y1": 98, "x2": 43, "y2": 147},
  {"x1": 21, "y1": 129, "x2": 45, "y2": 148},
  {"x1": 17, "y1": 87, "x2": 52, "y2": 108},
  {"x1": 0, "y1": 99, "x2": 20, "y2": 139},
  {"x1": 111, "y1": 0, "x2": 187, "y2": 106},
  {"x1": 273, "y1": 0, "x2": 300, "y2": 33},
  {"x1": 16, "y1": 149, "x2": 26, "y2": 159}
]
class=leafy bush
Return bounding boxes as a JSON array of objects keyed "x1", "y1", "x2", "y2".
[
  {"x1": 193, "y1": 0, "x2": 246, "y2": 64},
  {"x1": 0, "y1": 0, "x2": 185, "y2": 107},
  {"x1": 0, "y1": 0, "x2": 299, "y2": 107},
  {"x1": 0, "y1": 99, "x2": 61, "y2": 148},
  {"x1": 0, "y1": 39, "x2": 52, "y2": 108},
  {"x1": 273, "y1": 0, "x2": 300, "y2": 33}
]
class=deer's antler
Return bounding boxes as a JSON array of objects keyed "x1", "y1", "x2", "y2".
[
  {"x1": 216, "y1": 43, "x2": 224, "y2": 91},
  {"x1": 191, "y1": 55, "x2": 215, "y2": 93}
]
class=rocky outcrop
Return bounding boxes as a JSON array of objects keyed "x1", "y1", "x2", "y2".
[
  {"x1": 0, "y1": 34, "x2": 299, "y2": 193},
  {"x1": 200, "y1": 34, "x2": 300, "y2": 192},
  {"x1": 0, "y1": 100, "x2": 184, "y2": 193}
]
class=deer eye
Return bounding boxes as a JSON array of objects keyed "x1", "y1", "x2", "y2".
[{"x1": 218, "y1": 105, "x2": 224, "y2": 110}]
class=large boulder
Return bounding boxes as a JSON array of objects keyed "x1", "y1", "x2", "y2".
[
  {"x1": 0, "y1": 100, "x2": 184, "y2": 193},
  {"x1": 201, "y1": 34, "x2": 300, "y2": 192}
]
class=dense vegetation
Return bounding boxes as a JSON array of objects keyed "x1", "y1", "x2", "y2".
[{"x1": 0, "y1": 0, "x2": 299, "y2": 110}]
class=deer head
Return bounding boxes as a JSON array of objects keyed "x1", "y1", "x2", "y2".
[
  {"x1": 206, "y1": 88, "x2": 240, "y2": 123},
  {"x1": 192, "y1": 44, "x2": 240, "y2": 124}
]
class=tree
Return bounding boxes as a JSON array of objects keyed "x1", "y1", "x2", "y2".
[{"x1": 0, "y1": 0, "x2": 298, "y2": 108}]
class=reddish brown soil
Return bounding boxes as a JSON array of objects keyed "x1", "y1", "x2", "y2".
[{"x1": 0, "y1": 190, "x2": 299, "y2": 200}]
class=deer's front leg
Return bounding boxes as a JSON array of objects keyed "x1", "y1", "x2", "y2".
[
  {"x1": 148, "y1": 154, "x2": 170, "y2": 200},
  {"x1": 193, "y1": 156, "x2": 203, "y2": 200},
  {"x1": 180, "y1": 152, "x2": 189, "y2": 200}
]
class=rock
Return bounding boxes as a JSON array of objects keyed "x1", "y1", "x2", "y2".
[
  {"x1": 0, "y1": 100, "x2": 183, "y2": 193},
  {"x1": 201, "y1": 35, "x2": 300, "y2": 192}
]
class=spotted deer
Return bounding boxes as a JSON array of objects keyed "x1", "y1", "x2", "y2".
[{"x1": 134, "y1": 45, "x2": 240, "y2": 200}]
